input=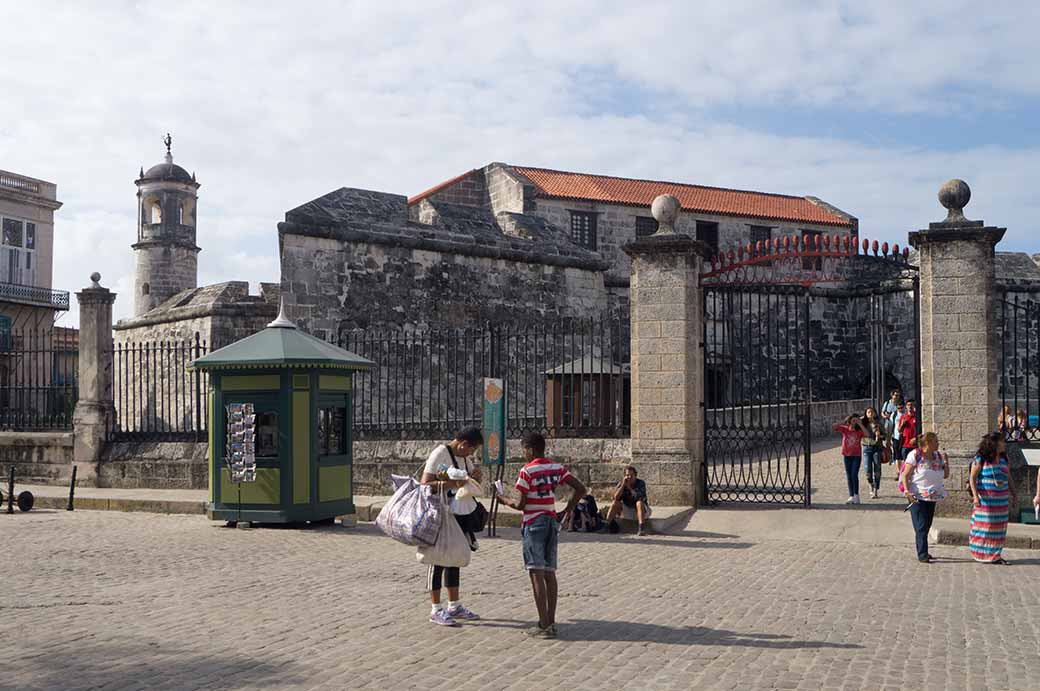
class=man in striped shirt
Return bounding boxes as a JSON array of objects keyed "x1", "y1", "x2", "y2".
[{"x1": 497, "y1": 431, "x2": 587, "y2": 639}]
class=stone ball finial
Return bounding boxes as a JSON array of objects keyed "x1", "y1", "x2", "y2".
[
  {"x1": 650, "y1": 194, "x2": 681, "y2": 234},
  {"x1": 89, "y1": 272, "x2": 102, "y2": 288},
  {"x1": 938, "y1": 179, "x2": 971, "y2": 223}
]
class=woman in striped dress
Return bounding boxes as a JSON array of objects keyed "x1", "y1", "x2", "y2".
[{"x1": 968, "y1": 432, "x2": 1015, "y2": 564}]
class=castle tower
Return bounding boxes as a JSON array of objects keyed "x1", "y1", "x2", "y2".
[{"x1": 132, "y1": 134, "x2": 201, "y2": 316}]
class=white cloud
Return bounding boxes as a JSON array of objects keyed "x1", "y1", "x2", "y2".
[{"x1": 1, "y1": 1, "x2": 1036, "y2": 327}]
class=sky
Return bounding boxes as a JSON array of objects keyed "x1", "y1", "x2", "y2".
[{"x1": 2, "y1": 0, "x2": 1038, "y2": 327}]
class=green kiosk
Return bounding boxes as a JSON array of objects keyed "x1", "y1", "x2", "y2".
[{"x1": 190, "y1": 308, "x2": 374, "y2": 525}]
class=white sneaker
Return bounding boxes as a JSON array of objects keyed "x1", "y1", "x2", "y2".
[
  {"x1": 846, "y1": 496, "x2": 855, "y2": 504},
  {"x1": 870, "y1": 489, "x2": 878, "y2": 499},
  {"x1": 853, "y1": 494, "x2": 861, "y2": 504}
]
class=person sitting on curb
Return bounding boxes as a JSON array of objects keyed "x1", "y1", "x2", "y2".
[{"x1": 604, "y1": 465, "x2": 651, "y2": 536}]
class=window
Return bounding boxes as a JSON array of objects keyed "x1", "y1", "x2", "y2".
[
  {"x1": 255, "y1": 410, "x2": 279, "y2": 457},
  {"x1": 749, "y1": 225, "x2": 772, "y2": 247},
  {"x1": 695, "y1": 221, "x2": 719, "y2": 255},
  {"x1": 318, "y1": 405, "x2": 347, "y2": 455},
  {"x1": 801, "y1": 230, "x2": 823, "y2": 270},
  {"x1": 569, "y1": 211, "x2": 597, "y2": 250},
  {"x1": 635, "y1": 216, "x2": 658, "y2": 237},
  {"x1": 749, "y1": 225, "x2": 772, "y2": 264},
  {"x1": 0, "y1": 216, "x2": 36, "y2": 286},
  {"x1": 141, "y1": 282, "x2": 150, "y2": 296},
  {"x1": 150, "y1": 201, "x2": 162, "y2": 224},
  {"x1": 3, "y1": 218, "x2": 23, "y2": 247}
]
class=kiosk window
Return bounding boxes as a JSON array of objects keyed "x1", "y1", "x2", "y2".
[
  {"x1": 255, "y1": 410, "x2": 279, "y2": 457},
  {"x1": 319, "y1": 405, "x2": 347, "y2": 456}
]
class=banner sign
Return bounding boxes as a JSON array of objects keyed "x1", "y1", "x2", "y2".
[
  {"x1": 225, "y1": 402, "x2": 257, "y2": 482},
  {"x1": 482, "y1": 378, "x2": 506, "y2": 466}
]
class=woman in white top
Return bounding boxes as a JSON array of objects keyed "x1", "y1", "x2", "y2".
[
  {"x1": 898, "y1": 432, "x2": 948, "y2": 563},
  {"x1": 420, "y1": 426, "x2": 483, "y2": 627}
]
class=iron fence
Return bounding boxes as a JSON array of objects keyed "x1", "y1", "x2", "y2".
[
  {"x1": 110, "y1": 334, "x2": 209, "y2": 441},
  {"x1": 339, "y1": 318, "x2": 630, "y2": 440},
  {"x1": 0, "y1": 328, "x2": 78, "y2": 431},
  {"x1": 1000, "y1": 292, "x2": 1040, "y2": 443},
  {"x1": 106, "y1": 319, "x2": 630, "y2": 443}
]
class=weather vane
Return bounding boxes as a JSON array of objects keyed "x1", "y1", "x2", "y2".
[{"x1": 163, "y1": 133, "x2": 172, "y2": 155}]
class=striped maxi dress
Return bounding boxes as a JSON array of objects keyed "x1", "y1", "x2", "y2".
[{"x1": 968, "y1": 455, "x2": 1010, "y2": 563}]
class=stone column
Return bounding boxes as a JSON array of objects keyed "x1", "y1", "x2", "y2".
[
  {"x1": 72, "y1": 273, "x2": 117, "y2": 486},
  {"x1": 909, "y1": 180, "x2": 1005, "y2": 515},
  {"x1": 623, "y1": 195, "x2": 711, "y2": 506}
]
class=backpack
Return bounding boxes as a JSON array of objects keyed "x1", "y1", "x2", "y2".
[{"x1": 570, "y1": 495, "x2": 602, "y2": 532}]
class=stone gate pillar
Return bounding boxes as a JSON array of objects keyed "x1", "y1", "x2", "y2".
[
  {"x1": 623, "y1": 195, "x2": 711, "y2": 507},
  {"x1": 909, "y1": 180, "x2": 1005, "y2": 514},
  {"x1": 73, "y1": 272, "x2": 117, "y2": 486}
]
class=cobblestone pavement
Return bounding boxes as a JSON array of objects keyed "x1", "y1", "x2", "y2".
[{"x1": 5, "y1": 502, "x2": 1040, "y2": 691}]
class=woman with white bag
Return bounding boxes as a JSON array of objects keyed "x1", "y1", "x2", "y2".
[{"x1": 420, "y1": 427, "x2": 484, "y2": 627}]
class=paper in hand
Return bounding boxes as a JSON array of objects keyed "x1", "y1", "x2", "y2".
[{"x1": 494, "y1": 480, "x2": 504, "y2": 496}]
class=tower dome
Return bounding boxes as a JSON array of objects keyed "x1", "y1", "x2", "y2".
[{"x1": 131, "y1": 134, "x2": 201, "y2": 317}]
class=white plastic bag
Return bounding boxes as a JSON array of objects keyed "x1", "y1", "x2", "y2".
[
  {"x1": 454, "y1": 478, "x2": 484, "y2": 500},
  {"x1": 417, "y1": 489, "x2": 472, "y2": 568}
]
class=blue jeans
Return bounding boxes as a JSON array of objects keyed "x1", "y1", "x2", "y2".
[
  {"x1": 521, "y1": 513, "x2": 560, "y2": 572},
  {"x1": 863, "y1": 446, "x2": 882, "y2": 491},
  {"x1": 843, "y1": 456, "x2": 861, "y2": 497},
  {"x1": 909, "y1": 500, "x2": 936, "y2": 560}
]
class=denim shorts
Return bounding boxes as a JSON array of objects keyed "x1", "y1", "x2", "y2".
[{"x1": 521, "y1": 513, "x2": 559, "y2": 572}]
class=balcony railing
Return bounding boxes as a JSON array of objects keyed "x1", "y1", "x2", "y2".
[
  {"x1": 0, "y1": 282, "x2": 70, "y2": 310},
  {"x1": 0, "y1": 174, "x2": 40, "y2": 194}
]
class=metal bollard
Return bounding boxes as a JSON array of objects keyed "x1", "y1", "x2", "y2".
[
  {"x1": 6, "y1": 467, "x2": 13, "y2": 514},
  {"x1": 67, "y1": 465, "x2": 77, "y2": 511}
]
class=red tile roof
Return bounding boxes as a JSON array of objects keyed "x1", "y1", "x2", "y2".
[
  {"x1": 511, "y1": 166, "x2": 852, "y2": 227},
  {"x1": 407, "y1": 169, "x2": 479, "y2": 206}
]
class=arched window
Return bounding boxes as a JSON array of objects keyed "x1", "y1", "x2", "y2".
[
  {"x1": 141, "y1": 282, "x2": 150, "y2": 296},
  {"x1": 150, "y1": 202, "x2": 162, "y2": 224},
  {"x1": 181, "y1": 198, "x2": 195, "y2": 226}
]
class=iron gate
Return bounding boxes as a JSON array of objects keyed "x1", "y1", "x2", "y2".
[
  {"x1": 704, "y1": 285, "x2": 811, "y2": 504},
  {"x1": 701, "y1": 235, "x2": 919, "y2": 506}
]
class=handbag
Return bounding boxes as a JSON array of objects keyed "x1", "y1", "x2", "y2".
[
  {"x1": 375, "y1": 472, "x2": 444, "y2": 546},
  {"x1": 417, "y1": 487, "x2": 472, "y2": 568},
  {"x1": 882, "y1": 445, "x2": 891, "y2": 465},
  {"x1": 455, "y1": 501, "x2": 488, "y2": 534}
]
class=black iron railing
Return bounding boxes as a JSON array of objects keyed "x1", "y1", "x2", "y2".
[
  {"x1": 1000, "y1": 292, "x2": 1040, "y2": 443},
  {"x1": 0, "y1": 329, "x2": 78, "y2": 431},
  {"x1": 0, "y1": 283, "x2": 70, "y2": 310},
  {"x1": 109, "y1": 334, "x2": 209, "y2": 441},
  {"x1": 106, "y1": 320, "x2": 630, "y2": 443},
  {"x1": 339, "y1": 318, "x2": 630, "y2": 440}
]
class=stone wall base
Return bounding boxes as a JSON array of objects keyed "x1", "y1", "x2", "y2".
[
  {"x1": 0, "y1": 432, "x2": 74, "y2": 486},
  {"x1": 99, "y1": 441, "x2": 208, "y2": 489}
]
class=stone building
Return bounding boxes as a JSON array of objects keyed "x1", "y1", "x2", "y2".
[
  {"x1": 0, "y1": 169, "x2": 68, "y2": 329},
  {"x1": 0, "y1": 169, "x2": 74, "y2": 426},
  {"x1": 407, "y1": 163, "x2": 859, "y2": 314},
  {"x1": 278, "y1": 186, "x2": 608, "y2": 338}
]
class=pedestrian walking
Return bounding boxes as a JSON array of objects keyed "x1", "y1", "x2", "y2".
[
  {"x1": 899, "y1": 432, "x2": 948, "y2": 563},
  {"x1": 897, "y1": 400, "x2": 918, "y2": 462},
  {"x1": 860, "y1": 407, "x2": 886, "y2": 499},
  {"x1": 420, "y1": 426, "x2": 484, "y2": 627},
  {"x1": 834, "y1": 414, "x2": 866, "y2": 504},
  {"x1": 495, "y1": 431, "x2": 587, "y2": 639},
  {"x1": 969, "y1": 432, "x2": 1015, "y2": 564},
  {"x1": 881, "y1": 389, "x2": 901, "y2": 441}
]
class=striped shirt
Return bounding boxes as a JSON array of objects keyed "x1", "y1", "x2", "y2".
[{"x1": 515, "y1": 458, "x2": 573, "y2": 525}]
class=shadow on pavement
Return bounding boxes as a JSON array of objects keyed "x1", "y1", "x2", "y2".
[
  {"x1": 12, "y1": 642, "x2": 304, "y2": 690},
  {"x1": 560, "y1": 619, "x2": 862, "y2": 649},
  {"x1": 492, "y1": 532, "x2": 756, "y2": 550}
]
